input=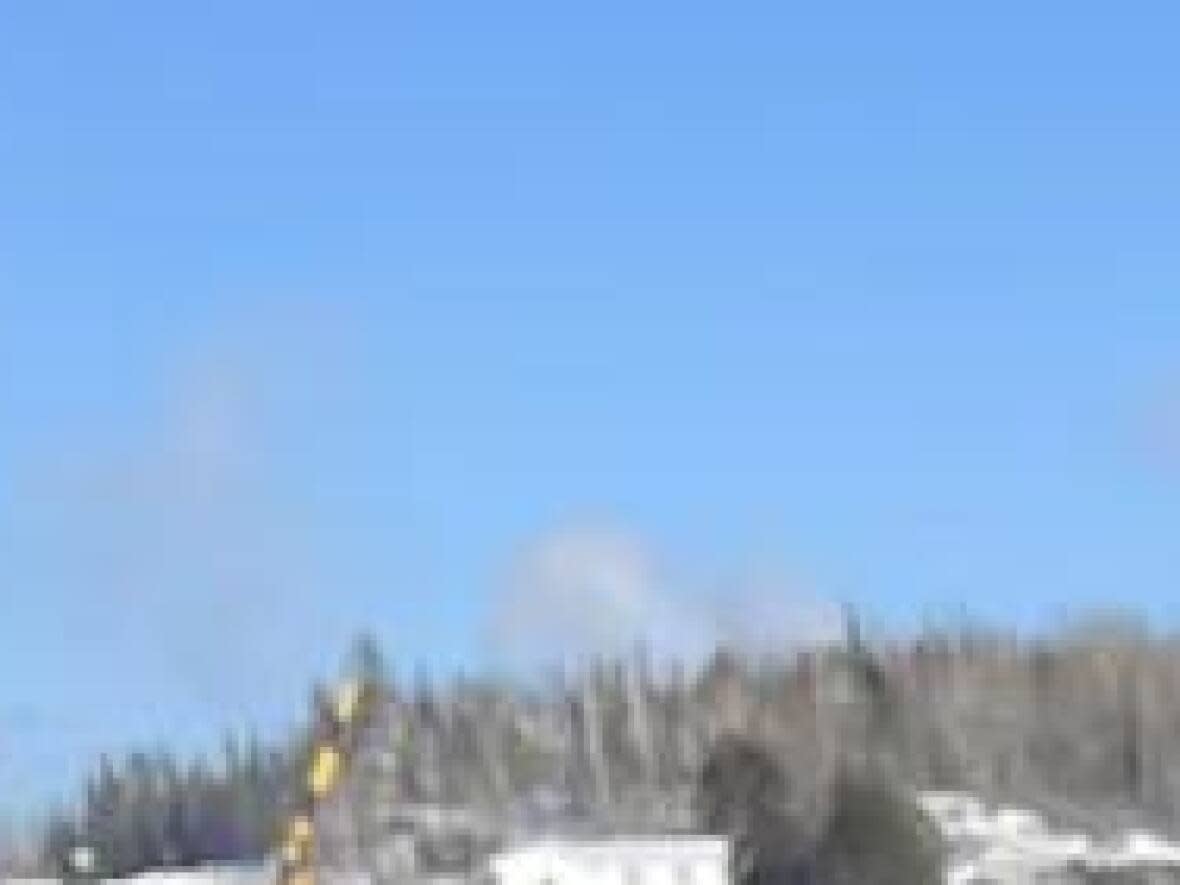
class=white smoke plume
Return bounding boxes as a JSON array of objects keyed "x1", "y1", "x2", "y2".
[
  {"x1": 7, "y1": 299, "x2": 368, "y2": 724},
  {"x1": 489, "y1": 522, "x2": 843, "y2": 672}
]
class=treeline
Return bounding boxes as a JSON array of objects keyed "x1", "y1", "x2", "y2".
[
  {"x1": 331, "y1": 618, "x2": 1180, "y2": 836},
  {"x1": 319, "y1": 619, "x2": 1180, "y2": 878},
  {"x1": 34, "y1": 615, "x2": 1180, "y2": 879},
  {"x1": 40, "y1": 735, "x2": 292, "y2": 877}
]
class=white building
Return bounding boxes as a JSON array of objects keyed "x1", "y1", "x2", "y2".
[
  {"x1": 108, "y1": 865, "x2": 274, "y2": 884},
  {"x1": 485, "y1": 837, "x2": 730, "y2": 885}
]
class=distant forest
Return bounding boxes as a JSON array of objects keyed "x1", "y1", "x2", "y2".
[{"x1": 15, "y1": 613, "x2": 1180, "y2": 881}]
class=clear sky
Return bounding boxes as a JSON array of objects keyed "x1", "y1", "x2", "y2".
[{"x1": 3, "y1": 2, "x2": 1180, "y2": 811}]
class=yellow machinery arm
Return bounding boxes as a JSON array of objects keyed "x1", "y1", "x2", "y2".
[{"x1": 277, "y1": 679, "x2": 370, "y2": 885}]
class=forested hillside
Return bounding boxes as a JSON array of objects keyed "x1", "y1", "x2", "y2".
[{"x1": 29, "y1": 616, "x2": 1180, "y2": 879}]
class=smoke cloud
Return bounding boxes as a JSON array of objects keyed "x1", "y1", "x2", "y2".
[
  {"x1": 7, "y1": 300, "x2": 368, "y2": 727},
  {"x1": 490, "y1": 522, "x2": 843, "y2": 671}
]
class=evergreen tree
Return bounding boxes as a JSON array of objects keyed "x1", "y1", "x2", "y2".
[
  {"x1": 814, "y1": 769, "x2": 942, "y2": 885},
  {"x1": 696, "y1": 734, "x2": 810, "y2": 884}
]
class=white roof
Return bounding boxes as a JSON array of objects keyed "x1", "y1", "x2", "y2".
[{"x1": 497, "y1": 836, "x2": 729, "y2": 859}]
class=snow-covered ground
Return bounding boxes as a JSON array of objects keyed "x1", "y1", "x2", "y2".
[
  {"x1": 919, "y1": 790, "x2": 1180, "y2": 883},
  {"x1": 0, "y1": 877, "x2": 243, "y2": 885}
]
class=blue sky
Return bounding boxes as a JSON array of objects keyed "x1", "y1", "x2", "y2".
[{"x1": 3, "y1": 2, "x2": 1180, "y2": 810}]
